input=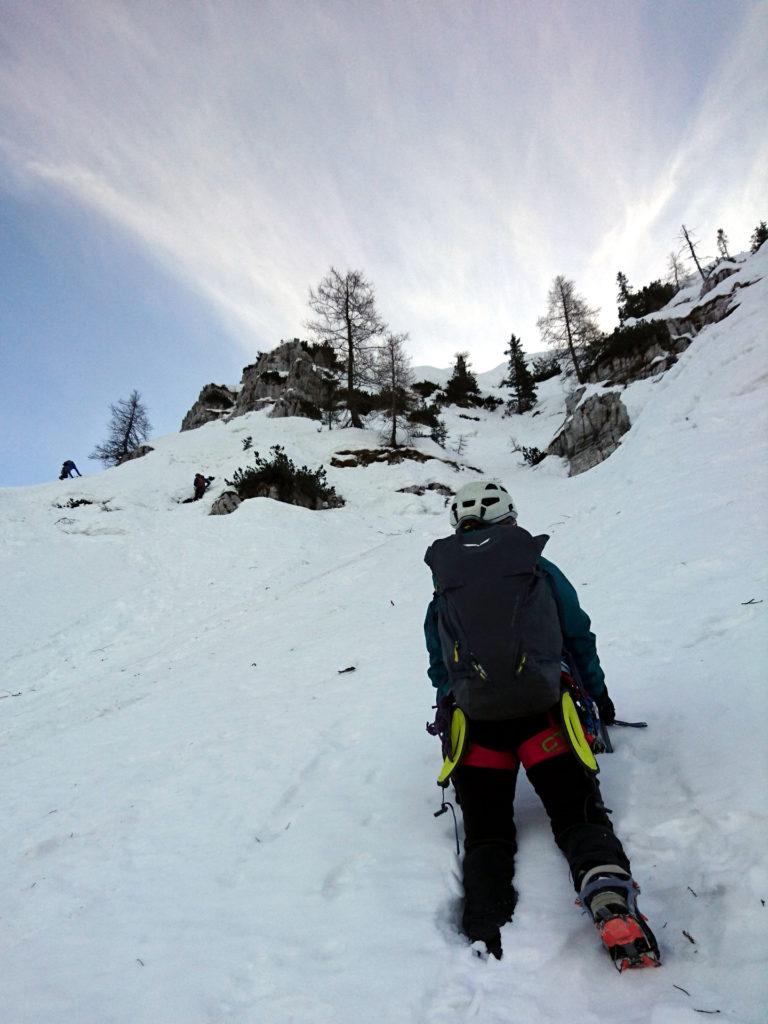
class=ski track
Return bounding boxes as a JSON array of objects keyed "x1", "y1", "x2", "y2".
[{"x1": 1, "y1": 249, "x2": 767, "y2": 1023}]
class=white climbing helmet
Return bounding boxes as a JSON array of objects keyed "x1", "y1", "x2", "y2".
[{"x1": 449, "y1": 480, "x2": 517, "y2": 530}]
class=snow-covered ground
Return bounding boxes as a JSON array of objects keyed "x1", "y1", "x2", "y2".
[{"x1": 2, "y1": 248, "x2": 767, "y2": 1024}]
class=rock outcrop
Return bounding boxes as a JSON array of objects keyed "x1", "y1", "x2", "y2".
[
  {"x1": 237, "y1": 481, "x2": 345, "y2": 510},
  {"x1": 586, "y1": 331, "x2": 692, "y2": 386},
  {"x1": 181, "y1": 385, "x2": 238, "y2": 432},
  {"x1": 181, "y1": 339, "x2": 340, "y2": 431},
  {"x1": 587, "y1": 262, "x2": 753, "y2": 389},
  {"x1": 666, "y1": 289, "x2": 739, "y2": 345},
  {"x1": 209, "y1": 491, "x2": 242, "y2": 516},
  {"x1": 700, "y1": 261, "x2": 740, "y2": 296},
  {"x1": 548, "y1": 391, "x2": 630, "y2": 476},
  {"x1": 116, "y1": 445, "x2": 154, "y2": 465},
  {"x1": 397, "y1": 482, "x2": 453, "y2": 497}
]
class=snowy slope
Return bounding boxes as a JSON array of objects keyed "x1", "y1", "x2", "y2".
[{"x1": 2, "y1": 248, "x2": 767, "y2": 1024}]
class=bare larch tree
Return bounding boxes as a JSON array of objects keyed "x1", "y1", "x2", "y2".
[
  {"x1": 306, "y1": 268, "x2": 387, "y2": 428},
  {"x1": 89, "y1": 390, "x2": 152, "y2": 467},
  {"x1": 667, "y1": 250, "x2": 686, "y2": 290},
  {"x1": 373, "y1": 332, "x2": 414, "y2": 447},
  {"x1": 537, "y1": 276, "x2": 600, "y2": 385},
  {"x1": 680, "y1": 225, "x2": 708, "y2": 283}
]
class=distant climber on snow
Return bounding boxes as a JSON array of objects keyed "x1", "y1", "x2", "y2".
[
  {"x1": 423, "y1": 479, "x2": 660, "y2": 969},
  {"x1": 59, "y1": 460, "x2": 81, "y2": 479},
  {"x1": 193, "y1": 473, "x2": 214, "y2": 500},
  {"x1": 181, "y1": 473, "x2": 215, "y2": 503}
]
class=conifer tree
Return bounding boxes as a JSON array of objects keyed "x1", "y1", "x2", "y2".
[
  {"x1": 444, "y1": 352, "x2": 482, "y2": 407},
  {"x1": 616, "y1": 271, "x2": 631, "y2": 306},
  {"x1": 716, "y1": 228, "x2": 730, "y2": 260},
  {"x1": 501, "y1": 333, "x2": 537, "y2": 414},
  {"x1": 750, "y1": 221, "x2": 768, "y2": 253},
  {"x1": 89, "y1": 390, "x2": 152, "y2": 467}
]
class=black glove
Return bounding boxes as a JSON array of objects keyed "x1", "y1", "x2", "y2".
[{"x1": 596, "y1": 689, "x2": 616, "y2": 726}]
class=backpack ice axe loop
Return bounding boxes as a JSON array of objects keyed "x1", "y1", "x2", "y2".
[
  {"x1": 560, "y1": 690, "x2": 599, "y2": 774},
  {"x1": 436, "y1": 708, "x2": 468, "y2": 786}
]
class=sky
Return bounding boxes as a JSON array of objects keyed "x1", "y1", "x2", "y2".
[{"x1": 1, "y1": 0, "x2": 766, "y2": 486}]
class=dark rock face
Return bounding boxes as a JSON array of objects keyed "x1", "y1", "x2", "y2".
[
  {"x1": 239, "y1": 481, "x2": 345, "y2": 510},
  {"x1": 666, "y1": 291, "x2": 738, "y2": 345},
  {"x1": 700, "y1": 261, "x2": 740, "y2": 296},
  {"x1": 180, "y1": 340, "x2": 340, "y2": 430},
  {"x1": 548, "y1": 392, "x2": 631, "y2": 476},
  {"x1": 181, "y1": 385, "x2": 238, "y2": 432},
  {"x1": 234, "y1": 340, "x2": 337, "y2": 421},
  {"x1": 587, "y1": 264, "x2": 752, "y2": 389},
  {"x1": 587, "y1": 331, "x2": 690, "y2": 386},
  {"x1": 116, "y1": 445, "x2": 154, "y2": 465}
]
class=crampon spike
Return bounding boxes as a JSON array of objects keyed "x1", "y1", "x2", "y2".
[{"x1": 596, "y1": 913, "x2": 662, "y2": 971}]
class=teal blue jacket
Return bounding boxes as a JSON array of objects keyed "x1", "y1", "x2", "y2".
[{"x1": 424, "y1": 554, "x2": 606, "y2": 702}]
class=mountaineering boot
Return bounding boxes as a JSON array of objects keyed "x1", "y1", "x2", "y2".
[
  {"x1": 579, "y1": 866, "x2": 661, "y2": 972},
  {"x1": 461, "y1": 844, "x2": 517, "y2": 960}
]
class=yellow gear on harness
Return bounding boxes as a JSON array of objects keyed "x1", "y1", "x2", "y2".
[
  {"x1": 561, "y1": 690, "x2": 599, "y2": 774},
  {"x1": 436, "y1": 707, "x2": 468, "y2": 786}
]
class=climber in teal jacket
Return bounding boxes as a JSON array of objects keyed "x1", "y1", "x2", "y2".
[
  {"x1": 420, "y1": 481, "x2": 658, "y2": 969},
  {"x1": 424, "y1": 552, "x2": 610, "y2": 710}
]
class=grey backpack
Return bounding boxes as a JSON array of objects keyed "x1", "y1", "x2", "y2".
[{"x1": 424, "y1": 524, "x2": 563, "y2": 720}]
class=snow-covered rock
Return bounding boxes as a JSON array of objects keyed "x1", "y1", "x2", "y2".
[{"x1": 209, "y1": 489, "x2": 242, "y2": 515}]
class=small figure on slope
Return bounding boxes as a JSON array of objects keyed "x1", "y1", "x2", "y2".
[
  {"x1": 59, "y1": 460, "x2": 82, "y2": 479},
  {"x1": 193, "y1": 473, "x2": 214, "y2": 500},
  {"x1": 423, "y1": 480, "x2": 660, "y2": 970}
]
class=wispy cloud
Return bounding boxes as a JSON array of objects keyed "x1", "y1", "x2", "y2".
[{"x1": 1, "y1": 0, "x2": 764, "y2": 367}]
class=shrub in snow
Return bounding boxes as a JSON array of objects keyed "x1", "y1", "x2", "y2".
[
  {"x1": 412, "y1": 379, "x2": 442, "y2": 402},
  {"x1": 586, "y1": 321, "x2": 671, "y2": 376},
  {"x1": 481, "y1": 395, "x2": 503, "y2": 411},
  {"x1": 430, "y1": 419, "x2": 448, "y2": 448},
  {"x1": 521, "y1": 446, "x2": 546, "y2": 466},
  {"x1": 407, "y1": 406, "x2": 440, "y2": 429},
  {"x1": 510, "y1": 440, "x2": 546, "y2": 467},
  {"x1": 750, "y1": 220, "x2": 767, "y2": 253},
  {"x1": 54, "y1": 497, "x2": 94, "y2": 509},
  {"x1": 617, "y1": 276, "x2": 677, "y2": 323},
  {"x1": 226, "y1": 445, "x2": 342, "y2": 509},
  {"x1": 531, "y1": 354, "x2": 562, "y2": 382}
]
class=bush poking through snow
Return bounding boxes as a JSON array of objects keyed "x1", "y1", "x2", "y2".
[
  {"x1": 531, "y1": 353, "x2": 562, "y2": 382},
  {"x1": 225, "y1": 445, "x2": 342, "y2": 509},
  {"x1": 510, "y1": 438, "x2": 547, "y2": 467},
  {"x1": 586, "y1": 320, "x2": 672, "y2": 376},
  {"x1": 54, "y1": 497, "x2": 94, "y2": 509}
]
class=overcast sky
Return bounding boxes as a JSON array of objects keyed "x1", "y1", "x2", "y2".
[{"x1": 1, "y1": 0, "x2": 766, "y2": 486}]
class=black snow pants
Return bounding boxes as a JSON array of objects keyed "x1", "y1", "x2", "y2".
[{"x1": 452, "y1": 707, "x2": 631, "y2": 942}]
